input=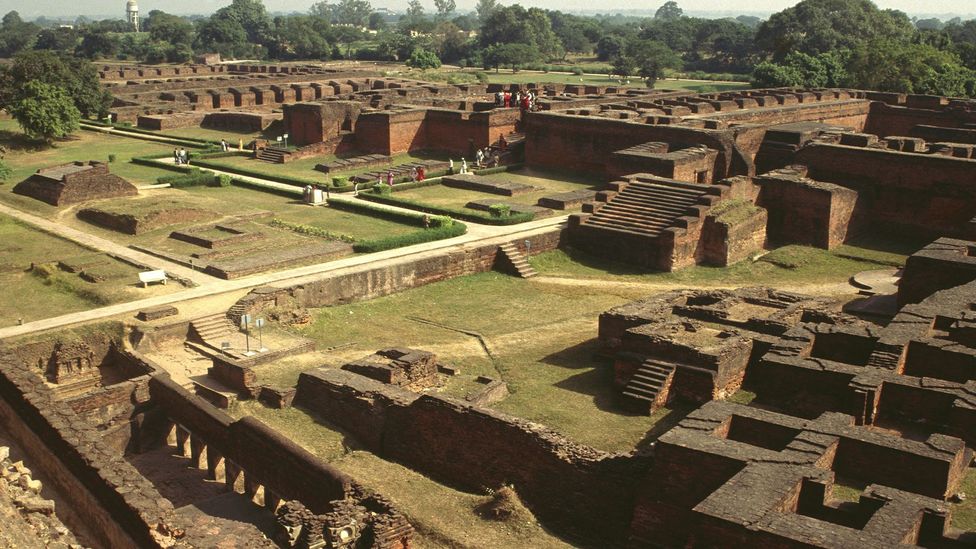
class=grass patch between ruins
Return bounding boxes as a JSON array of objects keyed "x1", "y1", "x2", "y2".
[{"x1": 0, "y1": 215, "x2": 178, "y2": 326}]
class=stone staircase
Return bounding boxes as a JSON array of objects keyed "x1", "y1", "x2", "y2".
[
  {"x1": 190, "y1": 314, "x2": 238, "y2": 347},
  {"x1": 621, "y1": 358, "x2": 677, "y2": 414},
  {"x1": 496, "y1": 242, "x2": 537, "y2": 278},
  {"x1": 227, "y1": 302, "x2": 248, "y2": 326},
  {"x1": 256, "y1": 147, "x2": 288, "y2": 164},
  {"x1": 582, "y1": 177, "x2": 710, "y2": 237}
]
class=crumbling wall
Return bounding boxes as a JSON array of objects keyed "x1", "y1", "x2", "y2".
[{"x1": 295, "y1": 368, "x2": 652, "y2": 544}]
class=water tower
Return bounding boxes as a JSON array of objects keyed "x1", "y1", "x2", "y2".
[{"x1": 126, "y1": 0, "x2": 139, "y2": 32}]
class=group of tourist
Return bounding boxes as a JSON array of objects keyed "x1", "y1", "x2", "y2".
[
  {"x1": 378, "y1": 166, "x2": 426, "y2": 188},
  {"x1": 173, "y1": 148, "x2": 189, "y2": 165},
  {"x1": 474, "y1": 147, "x2": 500, "y2": 168},
  {"x1": 494, "y1": 89, "x2": 537, "y2": 112}
]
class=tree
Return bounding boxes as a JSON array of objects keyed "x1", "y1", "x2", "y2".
[
  {"x1": 145, "y1": 11, "x2": 195, "y2": 46},
  {"x1": 268, "y1": 15, "x2": 332, "y2": 60},
  {"x1": 611, "y1": 55, "x2": 636, "y2": 78},
  {"x1": 213, "y1": 0, "x2": 272, "y2": 45},
  {"x1": 0, "y1": 51, "x2": 111, "y2": 118},
  {"x1": 480, "y1": 5, "x2": 562, "y2": 60},
  {"x1": 335, "y1": 0, "x2": 372, "y2": 26},
  {"x1": 77, "y1": 32, "x2": 119, "y2": 59},
  {"x1": 434, "y1": 0, "x2": 456, "y2": 21},
  {"x1": 475, "y1": 0, "x2": 498, "y2": 22},
  {"x1": 756, "y1": 0, "x2": 914, "y2": 60},
  {"x1": 34, "y1": 27, "x2": 81, "y2": 52},
  {"x1": 596, "y1": 35, "x2": 626, "y2": 61},
  {"x1": 9, "y1": 81, "x2": 81, "y2": 143},
  {"x1": 654, "y1": 1, "x2": 683, "y2": 22},
  {"x1": 751, "y1": 51, "x2": 848, "y2": 88},
  {"x1": 399, "y1": 0, "x2": 429, "y2": 33},
  {"x1": 483, "y1": 43, "x2": 540, "y2": 72},
  {"x1": 406, "y1": 48, "x2": 441, "y2": 69},
  {"x1": 0, "y1": 10, "x2": 40, "y2": 57},
  {"x1": 368, "y1": 13, "x2": 387, "y2": 31},
  {"x1": 846, "y1": 39, "x2": 976, "y2": 97}
]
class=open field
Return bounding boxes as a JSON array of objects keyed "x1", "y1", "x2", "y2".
[
  {"x1": 157, "y1": 126, "x2": 265, "y2": 143},
  {"x1": 0, "y1": 214, "x2": 179, "y2": 326}
]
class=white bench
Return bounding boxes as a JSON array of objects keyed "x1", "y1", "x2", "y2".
[{"x1": 138, "y1": 270, "x2": 167, "y2": 288}]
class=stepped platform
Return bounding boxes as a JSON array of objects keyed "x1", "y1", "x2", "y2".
[
  {"x1": 537, "y1": 189, "x2": 598, "y2": 210},
  {"x1": 465, "y1": 199, "x2": 552, "y2": 217},
  {"x1": 350, "y1": 159, "x2": 450, "y2": 183},
  {"x1": 581, "y1": 176, "x2": 711, "y2": 237},
  {"x1": 315, "y1": 154, "x2": 392, "y2": 174},
  {"x1": 442, "y1": 174, "x2": 538, "y2": 196}
]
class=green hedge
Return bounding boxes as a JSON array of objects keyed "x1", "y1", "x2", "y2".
[
  {"x1": 190, "y1": 158, "x2": 322, "y2": 188},
  {"x1": 359, "y1": 193, "x2": 535, "y2": 225},
  {"x1": 229, "y1": 177, "x2": 303, "y2": 198},
  {"x1": 158, "y1": 169, "x2": 217, "y2": 188},
  {"x1": 473, "y1": 163, "x2": 524, "y2": 176},
  {"x1": 353, "y1": 221, "x2": 467, "y2": 253},
  {"x1": 327, "y1": 196, "x2": 429, "y2": 225}
]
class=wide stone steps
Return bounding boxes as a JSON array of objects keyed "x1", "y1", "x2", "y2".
[
  {"x1": 227, "y1": 302, "x2": 248, "y2": 326},
  {"x1": 584, "y1": 178, "x2": 708, "y2": 238},
  {"x1": 191, "y1": 314, "x2": 238, "y2": 343},
  {"x1": 256, "y1": 148, "x2": 287, "y2": 164},
  {"x1": 497, "y1": 243, "x2": 537, "y2": 278},
  {"x1": 621, "y1": 359, "x2": 677, "y2": 413}
]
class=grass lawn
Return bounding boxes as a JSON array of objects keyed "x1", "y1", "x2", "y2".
[
  {"x1": 529, "y1": 239, "x2": 918, "y2": 289},
  {"x1": 0, "y1": 119, "x2": 177, "y2": 215},
  {"x1": 0, "y1": 214, "x2": 179, "y2": 326},
  {"x1": 953, "y1": 467, "x2": 976, "y2": 531}
]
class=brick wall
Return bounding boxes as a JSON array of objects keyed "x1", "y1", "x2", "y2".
[{"x1": 295, "y1": 369, "x2": 652, "y2": 545}]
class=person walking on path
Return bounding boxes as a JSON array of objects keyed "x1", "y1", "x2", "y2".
[
  {"x1": 386, "y1": 171, "x2": 394, "y2": 186},
  {"x1": 417, "y1": 166, "x2": 425, "y2": 181},
  {"x1": 174, "y1": 148, "x2": 181, "y2": 165}
]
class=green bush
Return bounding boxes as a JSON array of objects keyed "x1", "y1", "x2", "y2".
[
  {"x1": 217, "y1": 174, "x2": 232, "y2": 187},
  {"x1": 488, "y1": 203, "x2": 511, "y2": 218},
  {"x1": 474, "y1": 71, "x2": 489, "y2": 84},
  {"x1": 332, "y1": 176, "x2": 349, "y2": 188},
  {"x1": 571, "y1": 67, "x2": 584, "y2": 76},
  {"x1": 429, "y1": 215, "x2": 453, "y2": 228},
  {"x1": 107, "y1": 154, "x2": 116, "y2": 163},
  {"x1": 327, "y1": 196, "x2": 430, "y2": 225},
  {"x1": 372, "y1": 182, "x2": 393, "y2": 195},
  {"x1": 158, "y1": 168, "x2": 216, "y2": 188},
  {"x1": 353, "y1": 221, "x2": 467, "y2": 253},
  {"x1": 359, "y1": 193, "x2": 535, "y2": 225}
]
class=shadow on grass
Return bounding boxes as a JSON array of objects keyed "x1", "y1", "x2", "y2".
[
  {"x1": 843, "y1": 230, "x2": 932, "y2": 256},
  {"x1": 545, "y1": 338, "x2": 648, "y2": 416},
  {"x1": 0, "y1": 129, "x2": 56, "y2": 152},
  {"x1": 552, "y1": 245, "x2": 655, "y2": 277},
  {"x1": 634, "y1": 403, "x2": 697, "y2": 452}
]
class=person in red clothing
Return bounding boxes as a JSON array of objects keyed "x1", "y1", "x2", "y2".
[
  {"x1": 417, "y1": 166, "x2": 425, "y2": 181},
  {"x1": 520, "y1": 94, "x2": 530, "y2": 111},
  {"x1": 503, "y1": 91, "x2": 511, "y2": 108}
]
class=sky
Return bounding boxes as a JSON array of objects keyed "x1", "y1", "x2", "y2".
[{"x1": 2, "y1": 0, "x2": 973, "y2": 20}]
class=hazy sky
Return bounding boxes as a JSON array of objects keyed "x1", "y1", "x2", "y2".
[{"x1": 3, "y1": 0, "x2": 974, "y2": 19}]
